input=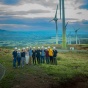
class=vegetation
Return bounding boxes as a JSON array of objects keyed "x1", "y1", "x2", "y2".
[{"x1": 0, "y1": 47, "x2": 88, "y2": 88}]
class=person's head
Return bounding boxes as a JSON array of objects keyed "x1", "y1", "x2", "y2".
[
  {"x1": 53, "y1": 47, "x2": 56, "y2": 50},
  {"x1": 22, "y1": 47, "x2": 25, "y2": 52},
  {"x1": 41, "y1": 46, "x2": 44, "y2": 50},
  {"x1": 45, "y1": 47, "x2": 47, "y2": 50},
  {"x1": 48, "y1": 46, "x2": 50, "y2": 49},
  {"x1": 18, "y1": 49, "x2": 20, "y2": 52},
  {"x1": 14, "y1": 47, "x2": 17, "y2": 51},
  {"x1": 33, "y1": 47, "x2": 35, "y2": 50},
  {"x1": 26, "y1": 47, "x2": 29, "y2": 51},
  {"x1": 38, "y1": 47, "x2": 40, "y2": 50}
]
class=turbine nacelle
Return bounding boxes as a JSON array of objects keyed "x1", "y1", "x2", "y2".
[
  {"x1": 53, "y1": 18, "x2": 58, "y2": 21},
  {"x1": 49, "y1": 18, "x2": 58, "y2": 22},
  {"x1": 75, "y1": 28, "x2": 80, "y2": 33}
]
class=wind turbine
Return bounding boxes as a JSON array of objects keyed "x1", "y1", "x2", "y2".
[
  {"x1": 73, "y1": 27, "x2": 80, "y2": 44},
  {"x1": 59, "y1": 0, "x2": 67, "y2": 49},
  {"x1": 50, "y1": 5, "x2": 58, "y2": 44}
]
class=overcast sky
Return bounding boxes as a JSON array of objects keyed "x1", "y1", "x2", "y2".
[{"x1": 0, "y1": 0, "x2": 88, "y2": 33}]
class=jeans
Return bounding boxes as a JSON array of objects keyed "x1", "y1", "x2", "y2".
[
  {"x1": 21, "y1": 57, "x2": 25, "y2": 67},
  {"x1": 13, "y1": 57, "x2": 17, "y2": 68},
  {"x1": 37, "y1": 56, "x2": 40, "y2": 64},
  {"x1": 53, "y1": 57, "x2": 57, "y2": 65},
  {"x1": 17, "y1": 57, "x2": 21, "y2": 67},
  {"x1": 33, "y1": 56, "x2": 36, "y2": 64},
  {"x1": 46, "y1": 57, "x2": 50, "y2": 64},
  {"x1": 29, "y1": 56, "x2": 32, "y2": 65},
  {"x1": 41, "y1": 56, "x2": 45, "y2": 63},
  {"x1": 50, "y1": 56, "x2": 53, "y2": 64}
]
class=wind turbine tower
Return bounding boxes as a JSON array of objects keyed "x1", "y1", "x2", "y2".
[
  {"x1": 50, "y1": 5, "x2": 58, "y2": 44},
  {"x1": 73, "y1": 27, "x2": 80, "y2": 44},
  {"x1": 59, "y1": 0, "x2": 67, "y2": 49},
  {"x1": 67, "y1": 32, "x2": 71, "y2": 44}
]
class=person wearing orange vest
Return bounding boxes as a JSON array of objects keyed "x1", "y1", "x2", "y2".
[{"x1": 48, "y1": 46, "x2": 53, "y2": 64}]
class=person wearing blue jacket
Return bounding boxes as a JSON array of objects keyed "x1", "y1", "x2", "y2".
[{"x1": 41, "y1": 46, "x2": 45, "y2": 63}]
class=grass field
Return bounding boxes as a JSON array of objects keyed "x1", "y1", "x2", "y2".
[{"x1": 0, "y1": 47, "x2": 88, "y2": 88}]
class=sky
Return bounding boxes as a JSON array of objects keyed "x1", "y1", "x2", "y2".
[{"x1": 0, "y1": 0, "x2": 88, "y2": 34}]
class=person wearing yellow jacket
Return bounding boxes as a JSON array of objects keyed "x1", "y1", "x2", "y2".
[{"x1": 48, "y1": 46, "x2": 53, "y2": 64}]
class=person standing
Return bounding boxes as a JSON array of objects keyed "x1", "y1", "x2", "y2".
[
  {"x1": 36, "y1": 47, "x2": 41, "y2": 64},
  {"x1": 25, "y1": 47, "x2": 29, "y2": 65},
  {"x1": 41, "y1": 46, "x2": 45, "y2": 63},
  {"x1": 21, "y1": 48, "x2": 25, "y2": 67},
  {"x1": 53, "y1": 47, "x2": 58, "y2": 65},
  {"x1": 17, "y1": 49, "x2": 21, "y2": 67},
  {"x1": 12, "y1": 47, "x2": 17, "y2": 68},
  {"x1": 45, "y1": 47, "x2": 50, "y2": 64},
  {"x1": 48, "y1": 46, "x2": 53, "y2": 64},
  {"x1": 29, "y1": 47, "x2": 33, "y2": 65},
  {"x1": 32, "y1": 47, "x2": 36, "y2": 65}
]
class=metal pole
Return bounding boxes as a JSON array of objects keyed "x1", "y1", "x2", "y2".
[
  {"x1": 70, "y1": 36, "x2": 71, "y2": 44},
  {"x1": 62, "y1": 0, "x2": 66, "y2": 49},
  {"x1": 76, "y1": 32, "x2": 77, "y2": 44},
  {"x1": 55, "y1": 21, "x2": 58, "y2": 44}
]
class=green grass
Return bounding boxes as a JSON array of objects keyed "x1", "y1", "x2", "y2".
[
  {"x1": 40, "y1": 52, "x2": 88, "y2": 82},
  {"x1": 0, "y1": 48, "x2": 88, "y2": 88}
]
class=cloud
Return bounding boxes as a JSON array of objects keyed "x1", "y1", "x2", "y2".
[
  {"x1": 0, "y1": 16, "x2": 54, "y2": 30},
  {"x1": 0, "y1": 0, "x2": 88, "y2": 32},
  {"x1": 20, "y1": 0, "x2": 57, "y2": 9},
  {"x1": 77, "y1": 12, "x2": 82, "y2": 14},
  {"x1": 0, "y1": 9, "x2": 50, "y2": 16},
  {"x1": 0, "y1": 24, "x2": 31, "y2": 31},
  {"x1": 28, "y1": 9, "x2": 50, "y2": 14}
]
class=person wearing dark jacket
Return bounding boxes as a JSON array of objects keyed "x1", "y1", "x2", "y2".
[
  {"x1": 32, "y1": 47, "x2": 36, "y2": 64},
  {"x1": 53, "y1": 47, "x2": 58, "y2": 65},
  {"x1": 21, "y1": 48, "x2": 25, "y2": 67},
  {"x1": 36, "y1": 47, "x2": 41, "y2": 64},
  {"x1": 12, "y1": 47, "x2": 17, "y2": 68},
  {"x1": 17, "y1": 49, "x2": 21, "y2": 67}
]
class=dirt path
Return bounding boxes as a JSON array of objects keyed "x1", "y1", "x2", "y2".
[
  {"x1": 12, "y1": 65, "x2": 57, "y2": 88},
  {"x1": 11, "y1": 65, "x2": 88, "y2": 88}
]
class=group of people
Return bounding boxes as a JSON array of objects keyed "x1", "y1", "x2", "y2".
[{"x1": 12, "y1": 46, "x2": 58, "y2": 68}]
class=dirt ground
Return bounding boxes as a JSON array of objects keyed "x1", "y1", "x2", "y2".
[
  {"x1": 12, "y1": 75, "x2": 88, "y2": 88},
  {"x1": 11, "y1": 65, "x2": 88, "y2": 88}
]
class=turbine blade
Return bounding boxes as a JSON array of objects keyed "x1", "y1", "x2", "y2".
[
  {"x1": 49, "y1": 19, "x2": 53, "y2": 22},
  {"x1": 55, "y1": 5, "x2": 58, "y2": 18},
  {"x1": 77, "y1": 28, "x2": 80, "y2": 31},
  {"x1": 65, "y1": 21, "x2": 69, "y2": 28}
]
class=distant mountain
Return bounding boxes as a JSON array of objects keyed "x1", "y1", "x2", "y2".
[
  {"x1": 0, "y1": 29, "x2": 9, "y2": 32},
  {"x1": 0, "y1": 29, "x2": 11, "y2": 33}
]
